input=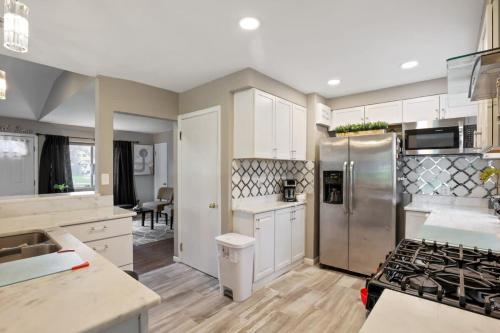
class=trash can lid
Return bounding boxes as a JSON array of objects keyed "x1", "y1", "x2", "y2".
[{"x1": 215, "y1": 233, "x2": 255, "y2": 248}]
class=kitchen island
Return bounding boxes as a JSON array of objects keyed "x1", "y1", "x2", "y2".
[{"x1": 0, "y1": 193, "x2": 161, "y2": 333}]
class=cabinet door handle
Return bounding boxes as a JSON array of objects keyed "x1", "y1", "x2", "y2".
[
  {"x1": 90, "y1": 225, "x2": 107, "y2": 232},
  {"x1": 92, "y1": 244, "x2": 109, "y2": 252}
]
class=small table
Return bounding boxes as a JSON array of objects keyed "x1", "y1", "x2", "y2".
[{"x1": 134, "y1": 207, "x2": 155, "y2": 230}]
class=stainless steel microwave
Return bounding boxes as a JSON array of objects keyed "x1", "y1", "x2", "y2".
[{"x1": 403, "y1": 117, "x2": 480, "y2": 155}]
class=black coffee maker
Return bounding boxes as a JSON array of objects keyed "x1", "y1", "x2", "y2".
[{"x1": 282, "y1": 179, "x2": 297, "y2": 202}]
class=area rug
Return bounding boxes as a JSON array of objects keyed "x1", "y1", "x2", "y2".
[{"x1": 132, "y1": 216, "x2": 174, "y2": 246}]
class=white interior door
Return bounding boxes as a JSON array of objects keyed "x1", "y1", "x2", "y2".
[
  {"x1": 178, "y1": 106, "x2": 221, "y2": 277},
  {"x1": 154, "y1": 142, "x2": 168, "y2": 196},
  {"x1": 0, "y1": 134, "x2": 36, "y2": 196}
]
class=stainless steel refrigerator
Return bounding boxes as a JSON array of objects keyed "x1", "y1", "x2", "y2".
[{"x1": 319, "y1": 133, "x2": 399, "y2": 275}]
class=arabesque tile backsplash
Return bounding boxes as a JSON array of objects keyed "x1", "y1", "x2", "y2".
[
  {"x1": 401, "y1": 155, "x2": 495, "y2": 198},
  {"x1": 232, "y1": 159, "x2": 314, "y2": 199}
]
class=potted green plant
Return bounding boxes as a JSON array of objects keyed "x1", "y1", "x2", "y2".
[
  {"x1": 53, "y1": 183, "x2": 69, "y2": 193},
  {"x1": 334, "y1": 121, "x2": 389, "y2": 137},
  {"x1": 479, "y1": 166, "x2": 500, "y2": 210}
]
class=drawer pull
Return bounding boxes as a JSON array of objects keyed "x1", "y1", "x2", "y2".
[
  {"x1": 90, "y1": 225, "x2": 108, "y2": 232},
  {"x1": 92, "y1": 244, "x2": 109, "y2": 252}
]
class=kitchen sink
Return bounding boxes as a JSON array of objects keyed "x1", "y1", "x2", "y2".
[{"x1": 0, "y1": 232, "x2": 61, "y2": 264}]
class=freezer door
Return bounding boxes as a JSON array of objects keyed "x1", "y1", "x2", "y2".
[
  {"x1": 319, "y1": 137, "x2": 349, "y2": 269},
  {"x1": 348, "y1": 134, "x2": 397, "y2": 275}
]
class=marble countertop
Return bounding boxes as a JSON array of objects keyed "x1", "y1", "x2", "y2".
[
  {"x1": 404, "y1": 196, "x2": 500, "y2": 250},
  {"x1": 0, "y1": 206, "x2": 136, "y2": 236},
  {"x1": 233, "y1": 197, "x2": 307, "y2": 214},
  {"x1": 360, "y1": 289, "x2": 500, "y2": 332},
  {"x1": 0, "y1": 207, "x2": 160, "y2": 333}
]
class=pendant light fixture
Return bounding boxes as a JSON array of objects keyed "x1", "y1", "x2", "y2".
[
  {"x1": 3, "y1": 0, "x2": 29, "y2": 53},
  {"x1": 0, "y1": 70, "x2": 6, "y2": 100}
]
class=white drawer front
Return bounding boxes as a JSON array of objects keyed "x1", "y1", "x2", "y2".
[
  {"x1": 63, "y1": 218, "x2": 132, "y2": 243},
  {"x1": 87, "y1": 234, "x2": 133, "y2": 267}
]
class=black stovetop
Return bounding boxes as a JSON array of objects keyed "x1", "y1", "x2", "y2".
[{"x1": 366, "y1": 239, "x2": 500, "y2": 319}]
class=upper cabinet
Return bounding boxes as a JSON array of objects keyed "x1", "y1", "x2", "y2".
[
  {"x1": 439, "y1": 93, "x2": 478, "y2": 119},
  {"x1": 292, "y1": 104, "x2": 307, "y2": 160},
  {"x1": 315, "y1": 103, "x2": 331, "y2": 127},
  {"x1": 402, "y1": 95, "x2": 440, "y2": 123},
  {"x1": 364, "y1": 101, "x2": 402, "y2": 124},
  {"x1": 330, "y1": 106, "x2": 365, "y2": 130},
  {"x1": 234, "y1": 88, "x2": 307, "y2": 161}
]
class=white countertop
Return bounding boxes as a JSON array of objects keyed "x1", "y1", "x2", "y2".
[
  {"x1": 404, "y1": 196, "x2": 500, "y2": 250},
  {"x1": 0, "y1": 207, "x2": 161, "y2": 333},
  {"x1": 233, "y1": 200, "x2": 306, "y2": 214},
  {"x1": 360, "y1": 289, "x2": 500, "y2": 333}
]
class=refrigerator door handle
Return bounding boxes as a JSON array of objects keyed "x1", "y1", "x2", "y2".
[
  {"x1": 343, "y1": 161, "x2": 348, "y2": 214},
  {"x1": 349, "y1": 161, "x2": 354, "y2": 214}
]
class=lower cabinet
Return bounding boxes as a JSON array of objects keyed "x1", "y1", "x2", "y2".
[
  {"x1": 234, "y1": 204, "x2": 306, "y2": 283},
  {"x1": 63, "y1": 217, "x2": 134, "y2": 269},
  {"x1": 274, "y1": 208, "x2": 292, "y2": 271},
  {"x1": 254, "y1": 211, "x2": 275, "y2": 281}
]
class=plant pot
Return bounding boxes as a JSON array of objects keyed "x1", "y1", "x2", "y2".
[
  {"x1": 336, "y1": 129, "x2": 387, "y2": 137},
  {"x1": 488, "y1": 195, "x2": 500, "y2": 209}
]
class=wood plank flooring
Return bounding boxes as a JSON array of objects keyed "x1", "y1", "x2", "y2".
[
  {"x1": 140, "y1": 263, "x2": 367, "y2": 332},
  {"x1": 133, "y1": 238, "x2": 174, "y2": 275}
]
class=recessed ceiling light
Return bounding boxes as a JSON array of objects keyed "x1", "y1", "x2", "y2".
[
  {"x1": 327, "y1": 79, "x2": 341, "y2": 86},
  {"x1": 401, "y1": 61, "x2": 419, "y2": 69},
  {"x1": 239, "y1": 17, "x2": 260, "y2": 30}
]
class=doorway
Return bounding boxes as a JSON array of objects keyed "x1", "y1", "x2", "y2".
[
  {"x1": 112, "y1": 112, "x2": 177, "y2": 275},
  {"x1": 178, "y1": 106, "x2": 221, "y2": 277}
]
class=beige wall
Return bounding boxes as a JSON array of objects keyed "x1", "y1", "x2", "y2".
[
  {"x1": 305, "y1": 93, "x2": 330, "y2": 260},
  {"x1": 328, "y1": 77, "x2": 447, "y2": 109},
  {"x1": 178, "y1": 68, "x2": 307, "y2": 238},
  {"x1": 95, "y1": 76, "x2": 179, "y2": 195}
]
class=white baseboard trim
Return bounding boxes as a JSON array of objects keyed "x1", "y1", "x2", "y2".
[
  {"x1": 173, "y1": 256, "x2": 182, "y2": 263},
  {"x1": 303, "y1": 257, "x2": 319, "y2": 266}
]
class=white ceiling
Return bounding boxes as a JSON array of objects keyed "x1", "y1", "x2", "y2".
[
  {"x1": 0, "y1": 0, "x2": 484, "y2": 98},
  {"x1": 0, "y1": 54, "x2": 62, "y2": 120}
]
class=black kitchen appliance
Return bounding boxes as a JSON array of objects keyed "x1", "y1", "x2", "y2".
[
  {"x1": 282, "y1": 179, "x2": 297, "y2": 202},
  {"x1": 366, "y1": 239, "x2": 500, "y2": 319}
]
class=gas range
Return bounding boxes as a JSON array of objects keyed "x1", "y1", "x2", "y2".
[{"x1": 366, "y1": 239, "x2": 500, "y2": 319}]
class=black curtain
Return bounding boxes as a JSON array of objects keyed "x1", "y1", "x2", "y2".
[
  {"x1": 38, "y1": 135, "x2": 74, "y2": 194},
  {"x1": 113, "y1": 141, "x2": 136, "y2": 206}
]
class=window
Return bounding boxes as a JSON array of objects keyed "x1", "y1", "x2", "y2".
[{"x1": 69, "y1": 143, "x2": 95, "y2": 190}]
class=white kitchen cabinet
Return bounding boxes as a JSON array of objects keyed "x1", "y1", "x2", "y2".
[
  {"x1": 291, "y1": 205, "x2": 305, "y2": 262},
  {"x1": 364, "y1": 101, "x2": 402, "y2": 124},
  {"x1": 405, "y1": 211, "x2": 429, "y2": 239},
  {"x1": 315, "y1": 103, "x2": 332, "y2": 127},
  {"x1": 62, "y1": 217, "x2": 134, "y2": 269},
  {"x1": 234, "y1": 88, "x2": 307, "y2": 160},
  {"x1": 402, "y1": 95, "x2": 440, "y2": 123},
  {"x1": 274, "y1": 208, "x2": 292, "y2": 271},
  {"x1": 292, "y1": 104, "x2": 307, "y2": 160},
  {"x1": 233, "y1": 203, "x2": 306, "y2": 283},
  {"x1": 254, "y1": 211, "x2": 275, "y2": 281},
  {"x1": 330, "y1": 106, "x2": 365, "y2": 130},
  {"x1": 254, "y1": 90, "x2": 276, "y2": 158},
  {"x1": 275, "y1": 98, "x2": 292, "y2": 159},
  {"x1": 439, "y1": 94, "x2": 478, "y2": 119}
]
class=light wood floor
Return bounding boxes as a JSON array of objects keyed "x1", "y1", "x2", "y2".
[{"x1": 140, "y1": 263, "x2": 367, "y2": 333}]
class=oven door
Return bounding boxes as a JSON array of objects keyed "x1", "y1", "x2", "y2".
[{"x1": 404, "y1": 126, "x2": 461, "y2": 155}]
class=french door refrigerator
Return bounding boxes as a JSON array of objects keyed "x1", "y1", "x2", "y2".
[{"x1": 319, "y1": 133, "x2": 398, "y2": 275}]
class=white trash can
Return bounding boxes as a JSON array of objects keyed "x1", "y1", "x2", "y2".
[{"x1": 215, "y1": 233, "x2": 255, "y2": 302}]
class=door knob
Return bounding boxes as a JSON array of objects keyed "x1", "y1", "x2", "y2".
[{"x1": 208, "y1": 203, "x2": 218, "y2": 209}]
